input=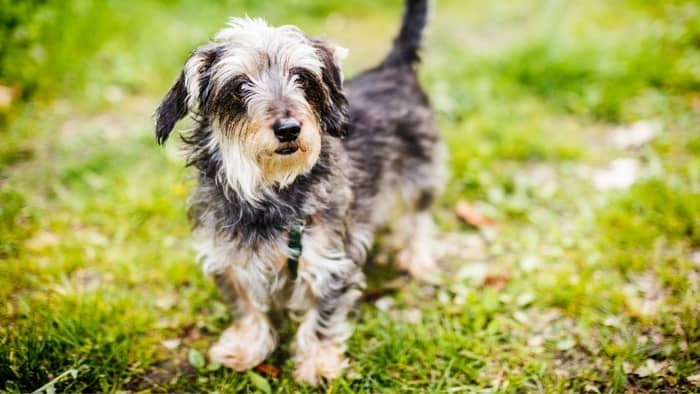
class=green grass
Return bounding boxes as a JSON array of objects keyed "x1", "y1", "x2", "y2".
[{"x1": 2, "y1": 0, "x2": 700, "y2": 392}]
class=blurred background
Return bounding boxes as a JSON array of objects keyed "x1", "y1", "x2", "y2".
[{"x1": 1, "y1": 0, "x2": 699, "y2": 392}]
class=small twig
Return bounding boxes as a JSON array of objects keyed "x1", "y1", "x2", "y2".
[
  {"x1": 31, "y1": 365, "x2": 88, "y2": 394},
  {"x1": 362, "y1": 275, "x2": 410, "y2": 302}
]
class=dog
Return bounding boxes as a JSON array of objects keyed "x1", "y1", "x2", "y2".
[{"x1": 154, "y1": 0, "x2": 446, "y2": 385}]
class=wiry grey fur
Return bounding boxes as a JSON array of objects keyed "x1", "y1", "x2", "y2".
[{"x1": 154, "y1": 0, "x2": 445, "y2": 385}]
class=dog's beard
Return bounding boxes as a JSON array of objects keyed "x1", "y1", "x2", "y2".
[
  {"x1": 211, "y1": 116, "x2": 322, "y2": 203},
  {"x1": 175, "y1": 16, "x2": 345, "y2": 205}
]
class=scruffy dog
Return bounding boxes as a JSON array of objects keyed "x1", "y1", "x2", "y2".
[{"x1": 154, "y1": 0, "x2": 445, "y2": 385}]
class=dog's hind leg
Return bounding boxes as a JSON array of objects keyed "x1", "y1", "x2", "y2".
[
  {"x1": 394, "y1": 143, "x2": 448, "y2": 280},
  {"x1": 396, "y1": 208, "x2": 439, "y2": 280}
]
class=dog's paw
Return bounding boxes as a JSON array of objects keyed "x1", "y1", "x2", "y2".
[
  {"x1": 209, "y1": 317, "x2": 276, "y2": 371},
  {"x1": 397, "y1": 247, "x2": 439, "y2": 282},
  {"x1": 293, "y1": 342, "x2": 347, "y2": 386}
]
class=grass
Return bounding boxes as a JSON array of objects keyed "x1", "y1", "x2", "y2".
[{"x1": 1, "y1": 0, "x2": 700, "y2": 392}]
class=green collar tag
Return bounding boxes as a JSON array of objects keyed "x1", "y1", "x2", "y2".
[{"x1": 285, "y1": 218, "x2": 306, "y2": 279}]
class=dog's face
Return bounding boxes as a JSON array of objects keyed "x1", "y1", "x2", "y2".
[{"x1": 155, "y1": 18, "x2": 348, "y2": 201}]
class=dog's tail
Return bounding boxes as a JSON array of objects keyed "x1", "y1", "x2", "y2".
[{"x1": 382, "y1": 0, "x2": 429, "y2": 68}]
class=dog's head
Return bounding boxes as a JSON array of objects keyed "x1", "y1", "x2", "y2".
[{"x1": 155, "y1": 17, "x2": 348, "y2": 201}]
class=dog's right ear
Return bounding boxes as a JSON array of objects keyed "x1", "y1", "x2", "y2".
[
  {"x1": 155, "y1": 45, "x2": 221, "y2": 145},
  {"x1": 155, "y1": 71, "x2": 188, "y2": 145}
]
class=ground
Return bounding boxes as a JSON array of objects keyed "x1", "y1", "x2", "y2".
[{"x1": 1, "y1": 0, "x2": 699, "y2": 392}]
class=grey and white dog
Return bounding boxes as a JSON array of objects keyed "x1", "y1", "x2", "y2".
[{"x1": 155, "y1": 0, "x2": 446, "y2": 385}]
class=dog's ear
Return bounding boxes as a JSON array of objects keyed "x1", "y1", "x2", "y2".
[
  {"x1": 155, "y1": 45, "x2": 220, "y2": 145},
  {"x1": 313, "y1": 39, "x2": 350, "y2": 139},
  {"x1": 155, "y1": 72, "x2": 188, "y2": 145}
]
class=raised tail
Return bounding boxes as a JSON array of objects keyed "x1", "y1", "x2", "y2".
[{"x1": 382, "y1": 0, "x2": 429, "y2": 68}]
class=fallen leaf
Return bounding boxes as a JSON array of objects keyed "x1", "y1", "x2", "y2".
[
  {"x1": 161, "y1": 339, "x2": 181, "y2": 350},
  {"x1": 516, "y1": 292, "x2": 535, "y2": 307},
  {"x1": 556, "y1": 338, "x2": 576, "y2": 351},
  {"x1": 26, "y1": 231, "x2": 60, "y2": 251},
  {"x1": 623, "y1": 273, "x2": 665, "y2": 317},
  {"x1": 456, "y1": 262, "x2": 488, "y2": 284},
  {"x1": 361, "y1": 276, "x2": 407, "y2": 302},
  {"x1": 513, "y1": 311, "x2": 529, "y2": 324},
  {"x1": 155, "y1": 295, "x2": 177, "y2": 310},
  {"x1": 247, "y1": 370, "x2": 272, "y2": 393},
  {"x1": 0, "y1": 85, "x2": 18, "y2": 109},
  {"x1": 687, "y1": 373, "x2": 700, "y2": 386},
  {"x1": 374, "y1": 296, "x2": 394, "y2": 311},
  {"x1": 437, "y1": 290, "x2": 451, "y2": 304},
  {"x1": 105, "y1": 85, "x2": 126, "y2": 103},
  {"x1": 346, "y1": 368, "x2": 363, "y2": 380},
  {"x1": 610, "y1": 120, "x2": 657, "y2": 149},
  {"x1": 691, "y1": 95, "x2": 700, "y2": 112},
  {"x1": 436, "y1": 232, "x2": 488, "y2": 260},
  {"x1": 520, "y1": 255, "x2": 541, "y2": 272},
  {"x1": 255, "y1": 363, "x2": 280, "y2": 379},
  {"x1": 484, "y1": 273, "x2": 510, "y2": 291},
  {"x1": 528, "y1": 335, "x2": 544, "y2": 347},
  {"x1": 188, "y1": 348, "x2": 205, "y2": 369},
  {"x1": 691, "y1": 251, "x2": 700, "y2": 267},
  {"x1": 592, "y1": 158, "x2": 639, "y2": 191},
  {"x1": 181, "y1": 324, "x2": 202, "y2": 341},
  {"x1": 634, "y1": 359, "x2": 667, "y2": 377},
  {"x1": 603, "y1": 316, "x2": 621, "y2": 327},
  {"x1": 403, "y1": 308, "x2": 422, "y2": 324},
  {"x1": 489, "y1": 370, "x2": 505, "y2": 389},
  {"x1": 73, "y1": 268, "x2": 103, "y2": 291},
  {"x1": 456, "y1": 201, "x2": 495, "y2": 228}
]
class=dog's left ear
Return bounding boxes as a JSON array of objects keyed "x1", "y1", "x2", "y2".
[{"x1": 313, "y1": 40, "x2": 350, "y2": 139}]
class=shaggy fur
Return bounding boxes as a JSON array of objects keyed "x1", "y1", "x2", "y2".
[{"x1": 154, "y1": 0, "x2": 446, "y2": 385}]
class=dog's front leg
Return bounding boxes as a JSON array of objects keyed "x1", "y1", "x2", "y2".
[
  {"x1": 209, "y1": 264, "x2": 277, "y2": 371},
  {"x1": 287, "y1": 226, "x2": 364, "y2": 385}
]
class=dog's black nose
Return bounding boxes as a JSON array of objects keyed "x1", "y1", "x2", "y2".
[{"x1": 273, "y1": 119, "x2": 301, "y2": 142}]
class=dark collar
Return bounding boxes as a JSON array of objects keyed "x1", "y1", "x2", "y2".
[{"x1": 280, "y1": 216, "x2": 308, "y2": 279}]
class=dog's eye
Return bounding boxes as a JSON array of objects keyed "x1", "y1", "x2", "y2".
[
  {"x1": 294, "y1": 72, "x2": 310, "y2": 88},
  {"x1": 234, "y1": 80, "x2": 251, "y2": 98}
]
